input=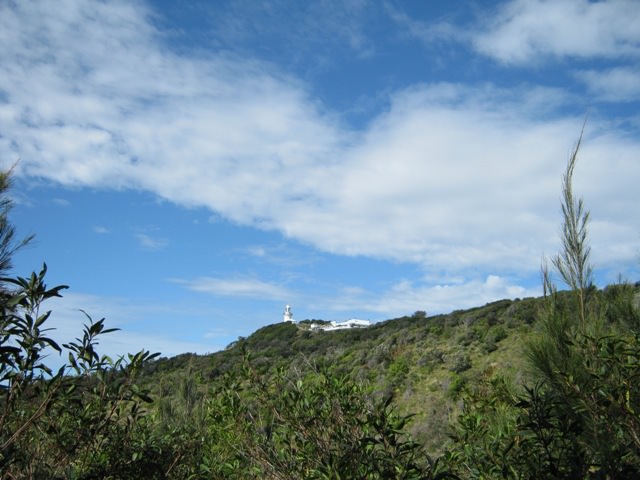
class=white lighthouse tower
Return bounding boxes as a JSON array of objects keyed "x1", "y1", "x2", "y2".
[{"x1": 283, "y1": 304, "x2": 294, "y2": 323}]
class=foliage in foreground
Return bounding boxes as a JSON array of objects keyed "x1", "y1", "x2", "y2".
[
  {"x1": 199, "y1": 356, "x2": 453, "y2": 479},
  {"x1": 0, "y1": 265, "x2": 161, "y2": 478},
  {"x1": 0, "y1": 266, "x2": 448, "y2": 478},
  {"x1": 0, "y1": 171, "x2": 450, "y2": 478},
  {"x1": 1, "y1": 131, "x2": 640, "y2": 479},
  {"x1": 447, "y1": 132, "x2": 640, "y2": 478}
]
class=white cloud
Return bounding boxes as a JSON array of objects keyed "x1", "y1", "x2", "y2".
[
  {"x1": 1, "y1": 0, "x2": 639, "y2": 286},
  {"x1": 135, "y1": 232, "x2": 168, "y2": 250},
  {"x1": 386, "y1": 4, "x2": 466, "y2": 47},
  {"x1": 240, "y1": 243, "x2": 321, "y2": 269},
  {"x1": 52, "y1": 198, "x2": 71, "y2": 207},
  {"x1": 208, "y1": 0, "x2": 375, "y2": 61},
  {"x1": 323, "y1": 275, "x2": 541, "y2": 318},
  {"x1": 176, "y1": 276, "x2": 293, "y2": 300},
  {"x1": 472, "y1": 0, "x2": 640, "y2": 64},
  {"x1": 36, "y1": 291, "x2": 221, "y2": 369},
  {"x1": 93, "y1": 226, "x2": 110, "y2": 234},
  {"x1": 576, "y1": 67, "x2": 640, "y2": 101},
  {"x1": 246, "y1": 246, "x2": 267, "y2": 257},
  {"x1": 286, "y1": 91, "x2": 637, "y2": 279}
]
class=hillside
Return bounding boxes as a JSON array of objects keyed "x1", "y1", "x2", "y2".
[
  {"x1": 4, "y1": 259, "x2": 639, "y2": 478},
  {"x1": 142, "y1": 281, "x2": 640, "y2": 457},
  {"x1": 3, "y1": 135, "x2": 640, "y2": 477},
  {"x1": 141, "y1": 293, "x2": 553, "y2": 452}
]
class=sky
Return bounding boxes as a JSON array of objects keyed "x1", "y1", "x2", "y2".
[{"x1": 1, "y1": 0, "x2": 639, "y2": 362}]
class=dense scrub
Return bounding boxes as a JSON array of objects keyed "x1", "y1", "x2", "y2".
[{"x1": 446, "y1": 133, "x2": 640, "y2": 478}]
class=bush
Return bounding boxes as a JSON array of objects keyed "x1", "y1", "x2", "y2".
[
  {"x1": 450, "y1": 351, "x2": 472, "y2": 373},
  {"x1": 446, "y1": 132, "x2": 640, "y2": 479},
  {"x1": 200, "y1": 357, "x2": 446, "y2": 479}
]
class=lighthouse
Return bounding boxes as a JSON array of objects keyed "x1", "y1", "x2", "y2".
[{"x1": 283, "y1": 304, "x2": 294, "y2": 323}]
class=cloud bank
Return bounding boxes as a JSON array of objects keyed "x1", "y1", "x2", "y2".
[
  {"x1": 472, "y1": 0, "x2": 640, "y2": 63},
  {"x1": 1, "y1": 0, "x2": 639, "y2": 292}
]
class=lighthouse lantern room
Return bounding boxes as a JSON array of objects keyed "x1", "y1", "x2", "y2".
[{"x1": 283, "y1": 304, "x2": 294, "y2": 323}]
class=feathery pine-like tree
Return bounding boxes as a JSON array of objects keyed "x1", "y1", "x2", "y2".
[{"x1": 449, "y1": 133, "x2": 640, "y2": 479}]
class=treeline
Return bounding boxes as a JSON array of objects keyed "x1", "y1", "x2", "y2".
[{"x1": 1, "y1": 139, "x2": 640, "y2": 478}]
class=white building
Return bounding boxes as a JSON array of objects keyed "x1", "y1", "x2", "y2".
[
  {"x1": 283, "y1": 304, "x2": 294, "y2": 323},
  {"x1": 309, "y1": 318, "x2": 370, "y2": 331}
]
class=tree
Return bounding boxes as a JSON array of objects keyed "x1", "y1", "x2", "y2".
[
  {"x1": 200, "y1": 354, "x2": 452, "y2": 479},
  {"x1": 448, "y1": 133, "x2": 640, "y2": 478},
  {"x1": 0, "y1": 169, "x2": 32, "y2": 278},
  {"x1": 0, "y1": 170, "x2": 162, "y2": 478}
]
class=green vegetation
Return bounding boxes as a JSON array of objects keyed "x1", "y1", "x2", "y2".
[
  {"x1": 446, "y1": 134, "x2": 640, "y2": 478},
  {"x1": 0, "y1": 136, "x2": 638, "y2": 478}
]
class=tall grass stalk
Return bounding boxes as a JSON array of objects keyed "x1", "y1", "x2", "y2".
[{"x1": 552, "y1": 125, "x2": 593, "y2": 330}]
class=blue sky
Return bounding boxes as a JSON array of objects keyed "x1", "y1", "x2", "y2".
[{"x1": 1, "y1": 0, "x2": 639, "y2": 360}]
